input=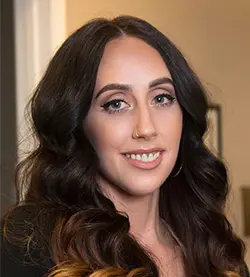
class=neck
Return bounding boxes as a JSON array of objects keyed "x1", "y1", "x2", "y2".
[{"x1": 99, "y1": 178, "x2": 169, "y2": 246}]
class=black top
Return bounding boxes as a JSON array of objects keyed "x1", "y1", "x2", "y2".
[
  {"x1": 1, "y1": 226, "x2": 249, "y2": 277},
  {"x1": 1, "y1": 233, "x2": 54, "y2": 277}
]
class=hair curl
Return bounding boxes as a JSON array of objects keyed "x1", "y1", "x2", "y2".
[{"x1": 3, "y1": 16, "x2": 246, "y2": 277}]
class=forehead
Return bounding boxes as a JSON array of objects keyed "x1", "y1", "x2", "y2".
[{"x1": 95, "y1": 36, "x2": 172, "y2": 89}]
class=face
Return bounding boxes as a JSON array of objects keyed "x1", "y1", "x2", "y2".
[{"x1": 83, "y1": 36, "x2": 183, "y2": 197}]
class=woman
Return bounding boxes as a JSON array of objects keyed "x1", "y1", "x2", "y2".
[{"x1": 1, "y1": 15, "x2": 249, "y2": 277}]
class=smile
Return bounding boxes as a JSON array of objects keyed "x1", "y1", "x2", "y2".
[
  {"x1": 122, "y1": 150, "x2": 164, "y2": 170},
  {"x1": 125, "y1": 152, "x2": 160, "y2": 162}
]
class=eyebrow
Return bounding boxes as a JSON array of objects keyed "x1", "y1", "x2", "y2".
[{"x1": 95, "y1": 77, "x2": 174, "y2": 99}]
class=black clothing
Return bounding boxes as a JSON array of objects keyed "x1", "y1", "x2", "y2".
[{"x1": 1, "y1": 220, "x2": 249, "y2": 277}]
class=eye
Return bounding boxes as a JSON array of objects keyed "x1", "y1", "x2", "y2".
[
  {"x1": 153, "y1": 93, "x2": 176, "y2": 106},
  {"x1": 101, "y1": 99, "x2": 129, "y2": 114}
]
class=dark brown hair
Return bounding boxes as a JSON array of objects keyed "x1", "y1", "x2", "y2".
[{"x1": 3, "y1": 16, "x2": 246, "y2": 277}]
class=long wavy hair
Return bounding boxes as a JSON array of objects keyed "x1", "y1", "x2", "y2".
[{"x1": 3, "y1": 15, "x2": 246, "y2": 277}]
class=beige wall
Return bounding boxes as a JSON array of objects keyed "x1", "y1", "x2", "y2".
[{"x1": 66, "y1": 0, "x2": 250, "y2": 266}]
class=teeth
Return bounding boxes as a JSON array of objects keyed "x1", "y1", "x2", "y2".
[
  {"x1": 148, "y1": 153, "x2": 154, "y2": 161},
  {"x1": 142, "y1": 154, "x2": 147, "y2": 162},
  {"x1": 125, "y1": 152, "x2": 160, "y2": 162},
  {"x1": 136, "y1": 154, "x2": 141, "y2": 161}
]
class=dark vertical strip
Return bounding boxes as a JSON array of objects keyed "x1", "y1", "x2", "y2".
[
  {"x1": 241, "y1": 187, "x2": 250, "y2": 236},
  {"x1": 217, "y1": 105, "x2": 222, "y2": 159},
  {"x1": 209, "y1": 104, "x2": 223, "y2": 159},
  {"x1": 0, "y1": 0, "x2": 17, "y2": 216}
]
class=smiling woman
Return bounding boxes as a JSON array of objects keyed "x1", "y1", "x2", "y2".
[
  {"x1": 83, "y1": 37, "x2": 182, "y2": 198},
  {"x1": 1, "y1": 15, "x2": 249, "y2": 277}
]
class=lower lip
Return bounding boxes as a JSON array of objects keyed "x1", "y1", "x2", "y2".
[{"x1": 122, "y1": 152, "x2": 164, "y2": 170}]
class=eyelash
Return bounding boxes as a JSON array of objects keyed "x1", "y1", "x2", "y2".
[
  {"x1": 101, "y1": 93, "x2": 176, "y2": 114},
  {"x1": 101, "y1": 99, "x2": 127, "y2": 114},
  {"x1": 154, "y1": 93, "x2": 176, "y2": 106}
]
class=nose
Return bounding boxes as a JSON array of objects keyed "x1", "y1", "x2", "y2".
[{"x1": 133, "y1": 105, "x2": 157, "y2": 140}]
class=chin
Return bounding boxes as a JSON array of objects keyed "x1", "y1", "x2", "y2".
[
  {"x1": 98, "y1": 166, "x2": 170, "y2": 197},
  {"x1": 120, "y1": 177, "x2": 166, "y2": 197}
]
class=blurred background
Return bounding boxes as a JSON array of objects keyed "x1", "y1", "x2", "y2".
[{"x1": 1, "y1": 0, "x2": 249, "y2": 267}]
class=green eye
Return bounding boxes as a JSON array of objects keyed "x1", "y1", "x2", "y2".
[
  {"x1": 153, "y1": 93, "x2": 175, "y2": 106},
  {"x1": 155, "y1": 95, "x2": 165, "y2": 103}
]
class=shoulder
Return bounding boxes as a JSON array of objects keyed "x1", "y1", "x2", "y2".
[{"x1": 1, "y1": 206, "x2": 55, "y2": 277}]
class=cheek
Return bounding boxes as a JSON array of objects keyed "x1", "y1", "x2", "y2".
[
  {"x1": 156, "y1": 108, "x2": 183, "y2": 143},
  {"x1": 84, "y1": 112, "x2": 133, "y2": 154}
]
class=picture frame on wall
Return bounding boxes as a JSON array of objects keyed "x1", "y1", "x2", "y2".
[
  {"x1": 204, "y1": 105, "x2": 222, "y2": 158},
  {"x1": 241, "y1": 186, "x2": 250, "y2": 237}
]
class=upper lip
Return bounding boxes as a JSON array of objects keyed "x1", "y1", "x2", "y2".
[{"x1": 122, "y1": 148, "x2": 165, "y2": 155}]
